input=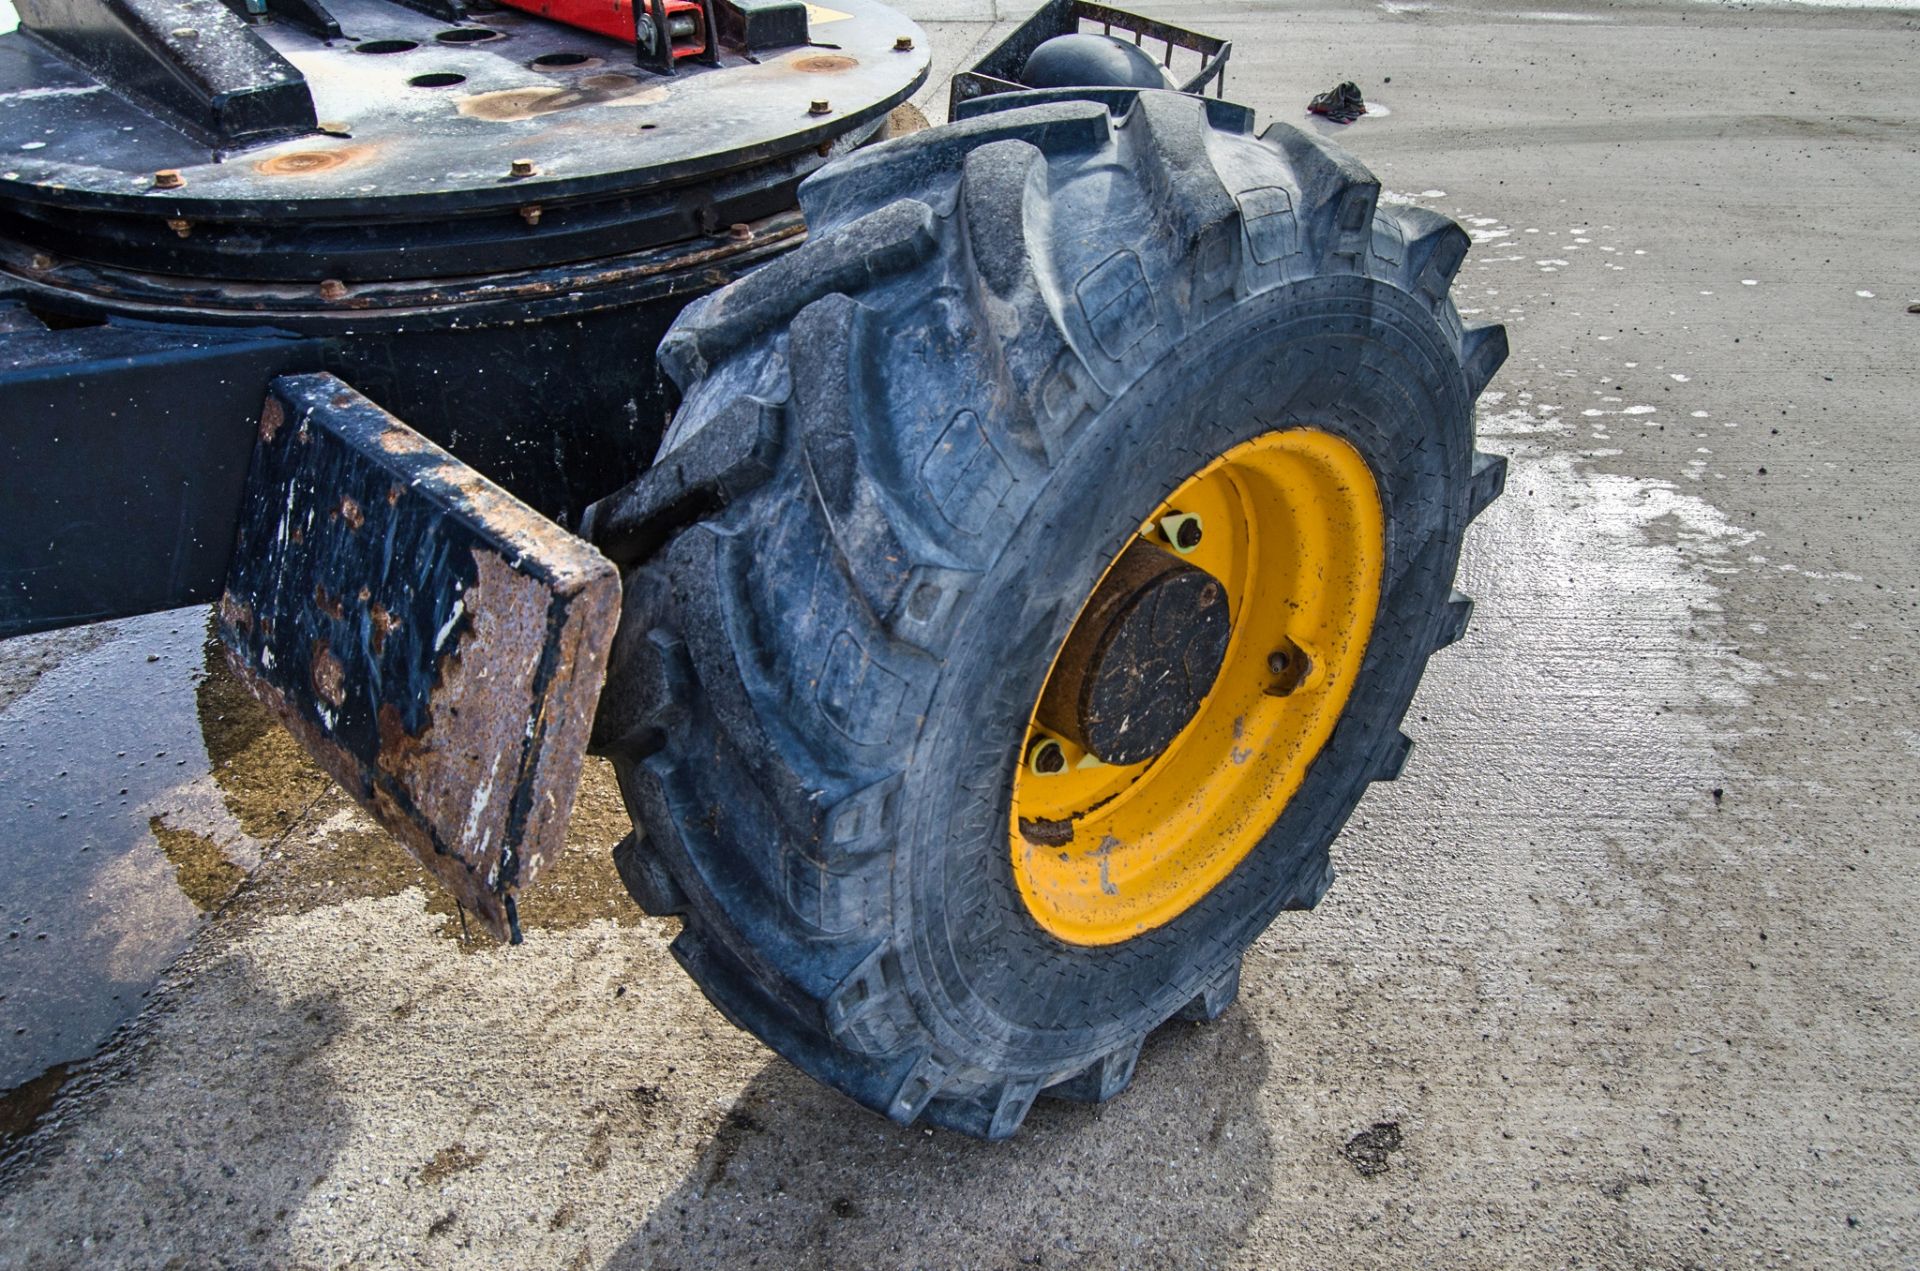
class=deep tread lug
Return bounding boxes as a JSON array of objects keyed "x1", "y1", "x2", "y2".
[
  {"x1": 886, "y1": 1052, "x2": 950, "y2": 1126},
  {"x1": 961, "y1": 139, "x2": 1048, "y2": 300},
  {"x1": 1469, "y1": 449, "x2": 1508, "y2": 519},
  {"x1": 824, "y1": 941, "x2": 918, "y2": 1056},
  {"x1": 984, "y1": 1079, "x2": 1043, "y2": 1140},
  {"x1": 612, "y1": 831, "x2": 687, "y2": 916},
  {"x1": 923, "y1": 1077, "x2": 1043, "y2": 1140},
  {"x1": 1399, "y1": 206, "x2": 1471, "y2": 302},
  {"x1": 0, "y1": 301, "x2": 47, "y2": 335},
  {"x1": 1371, "y1": 730, "x2": 1415, "y2": 783},
  {"x1": 1043, "y1": 1035, "x2": 1145, "y2": 1104},
  {"x1": 1283, "y1": 854, "x2": 1336, "y2": 911},
  {"x1": 589, "y1": 579, "x2": 689, "y2": 757},
  {"x1": 791, "y1": 292, "x2": 917, "y2": 620},
  {"x1": 1437, "y1": 588, "x2": 1476, "y2": 649},
  {"x1": 584, "y1": 396, "x2": 784, "y2": 567},
  {"x1": 1257, "y1": 123, "x2": 1379, "y2": 264},
  {"x1": 1177, "y1": 958, "x2": 1242, "y2": 1022},
  {"x1": 658, "y1": 198, "x2": 937, "y2": 386},
  {"x1": 1461, "y1": 321, "x2": 1510, "y2": 397}
]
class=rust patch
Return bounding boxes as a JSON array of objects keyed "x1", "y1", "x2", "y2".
[
  {"x1": 366, "y1": 550, "x2": 554, "y2": 887},
  {"x1": 258, "y1": 396, "x2": 284, "y2": 442},
  {"x1": 1018, "y1": 815, "x2": 1075, "y2": 848},
  {"x1": 457, "y1": 82, "x2": 667, "y2": 122},
  {"x1": 310, "y1": 639, "x2": 345, "y2": 708},
  {"x1": 253, "y1": 146, "x2": 369, "y2": 177},
  {"x1": 792, "y1": 53, "x2": 858, "y2": 73},
  {"x1": 579, "y1": 73, "x2": 637, "y2": 91},
  {"x1": 219, "y1": 594, "x2": 254, "y2": 634},
  {"x1": 369, "y1": 603, "x2": 395, "y2": 654},
  {"x1": 377, "y1": 422, "x2": 437, "y2": 455},
  {"x1": 338, "y1": 495, "x2": 365, "y2": 529},
  {"x1": 313, "y1": 582, "x2": 345, "y2": 621}
]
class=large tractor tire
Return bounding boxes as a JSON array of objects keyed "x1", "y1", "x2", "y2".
[{"x1": 585, "y1": 91, "x2": 1506, "y2": 1139}]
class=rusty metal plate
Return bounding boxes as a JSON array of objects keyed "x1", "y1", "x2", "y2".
[{"x1": 218, "y1": 373, "x2": 620, "y2": 941}]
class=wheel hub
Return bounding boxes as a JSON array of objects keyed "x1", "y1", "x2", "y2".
[{"x1": 1035, "y1": 539, "x2": 1231, "y2": 766}]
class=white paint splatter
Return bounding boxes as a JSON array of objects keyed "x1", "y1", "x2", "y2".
[{"x1": 433, "y1": 599, "x2": 466, "y2": 653}]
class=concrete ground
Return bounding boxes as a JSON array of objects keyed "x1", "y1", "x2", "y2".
[{"x1": 2, "y1": 0, "x2": 1918, "y2": 1265}]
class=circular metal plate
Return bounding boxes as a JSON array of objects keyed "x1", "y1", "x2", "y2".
[
  {"x1": 1036, "y1": 540, "x2": 1232, "y2": 766},
  {"x1": 0, "y1": 0, "x2": 927, "y2": 217}
]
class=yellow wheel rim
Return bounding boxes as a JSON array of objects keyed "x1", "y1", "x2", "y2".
[{"x1": 1008, "y1": 428, "x2": 1385, "y2": 946}]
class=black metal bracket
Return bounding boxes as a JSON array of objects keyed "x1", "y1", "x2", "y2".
[
  {"x1": 0, "y1": 314, "x2": 321, "y2": 637},
  {"x1": 243, "y1": 0, "x2": 345, "y2": 40},
  {"x1": 389, "y1": 0, "x2": 468, "y2": 21},
  {"x1": 12, "y1": 0, "x2": 317, "y2": 145},
  {"x1": 713, "y1": 0, "x2": 808, "y2": 53}
]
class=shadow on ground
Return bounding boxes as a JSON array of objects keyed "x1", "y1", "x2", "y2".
[
  {"x1": 610, "y1": 1009, "x2": 1278, "y2": 1269},
  {"x1": 0, "y1": 974, "x2": 353, "y2": 1271}
]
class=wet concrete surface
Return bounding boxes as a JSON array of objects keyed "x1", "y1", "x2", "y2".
[
  {"x1": 1, "y1": 0, "x2": 1917, "y2": 1265},
  {"x1": 0, "y1": 615, "x2": 254, "y2": 1102}
]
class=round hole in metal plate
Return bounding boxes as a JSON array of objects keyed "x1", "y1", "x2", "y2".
[
  {"x1": 356, "y1": 39, "x2": 418, "y2": 54},
  {"x1": 436, "y1": 27, "x2": 504, "y2": 42},
  {"x1": 531, "y1": 51, "x2": 595, "y2": 68},
  {"x1": 409, "y1": 72, "x2": 467, "y2": 88}
]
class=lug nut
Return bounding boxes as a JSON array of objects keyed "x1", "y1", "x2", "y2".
[
  {"x1": 1158, "y1": 511, "x2": 1203, "y2": 553},
  {"x1": 727, "y1": 222, "x2": 753, "y2": 242},
  {"x1": 509, "y1": 157, "x2": 536, "y2": 177},
  {"x1": 1027, "y1": 737, "x2": 1066, "y2": 776},
  {"x1": 894, "y1": 35, "x2": 913, "y2": 51},
  {"x1": 519, "y1": 204, "x2": 543, "y2": 226},
  {"x1": 808, "y1": 99, "x2": 831, "y2": 116},
  {"x1": 152, "y1": 169, "x2": 184, "y2": 190},
  {"x1": 166, "y1": 218, "x2": 192, "y2": 238},
  {"x1": 1264, "y1": 639, "x2": 1312, "y2": 697},
  {"x1": 318, "y1": 278, "x2": 348, "y2": 301}
]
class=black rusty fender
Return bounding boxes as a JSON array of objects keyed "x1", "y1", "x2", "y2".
[{"x1": 217, "y1": 373, "x2": 620, "y2": 941}]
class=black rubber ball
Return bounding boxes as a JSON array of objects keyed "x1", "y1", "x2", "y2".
[{"x1": 1021, "y1": 33, "x2": 1173, "y2": 91}]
